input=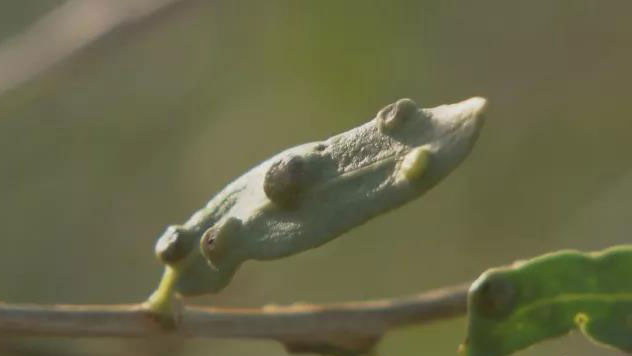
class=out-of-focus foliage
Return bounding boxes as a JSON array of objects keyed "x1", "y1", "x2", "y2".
[
  {"x1": 464, "y1": 246, "x2": 632, "y2": 356},
  {"x1": 1, "y1": 1, "x2": 632, "y2": 355},
  {"x1": 0, "y1": 2, "x2": 63, "y2": 42}
]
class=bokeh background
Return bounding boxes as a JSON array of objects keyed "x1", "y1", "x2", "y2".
[{"x1": 1, "y1": 1, "x2": 631, "y2": 355}]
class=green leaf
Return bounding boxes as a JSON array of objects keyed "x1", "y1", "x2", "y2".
[{"x1": 462, "y1": 245, "x2": 632, "y2": 356}]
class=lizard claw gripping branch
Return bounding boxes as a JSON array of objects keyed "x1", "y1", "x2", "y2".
[{"x1": 147, "y1": 96, "x2": 487, "y2": 314}]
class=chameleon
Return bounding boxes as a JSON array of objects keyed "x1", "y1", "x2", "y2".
[{"x1": 146, "y1": 96, "x2": 487, "y2": 315}]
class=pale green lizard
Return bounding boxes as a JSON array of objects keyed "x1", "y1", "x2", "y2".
[{"x1": 147, "y1": 96, "x2": 487, "y2": 316}]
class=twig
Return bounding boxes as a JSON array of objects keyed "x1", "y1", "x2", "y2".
[
  {"x1": 0, "y1": 283, "x2": 469, "y2": 355},
  {"x1": 0, "y1": 0, "x2": 190, "y2": 96}
]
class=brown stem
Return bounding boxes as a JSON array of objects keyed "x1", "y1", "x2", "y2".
[{"x1": 0, "y1": 283, "x2": 469, "y2": 355}]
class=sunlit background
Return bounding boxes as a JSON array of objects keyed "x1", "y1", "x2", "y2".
[{"x1": 1, "y1": 1, "x2": 631, "y2": 355}]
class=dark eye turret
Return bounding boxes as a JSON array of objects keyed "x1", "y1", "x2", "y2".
[
  {"x1": 200, "y1": 217, "x2": 243, "y2": 269},
  {"x1": 263, "y1": 155, "x2": 306, "y2": 208}
]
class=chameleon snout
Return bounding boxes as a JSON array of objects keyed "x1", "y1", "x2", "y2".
[{"x1": 155, "y1": 225, "x2": 196, "y2": 263}]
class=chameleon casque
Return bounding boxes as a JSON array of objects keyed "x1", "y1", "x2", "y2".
[{"x1": 147, "y1": 96, "x2": 487, "y2": 312}]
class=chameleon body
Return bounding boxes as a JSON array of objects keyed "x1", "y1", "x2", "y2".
[{"x1": 153, "y1": 97, "x2": 487, "y2": 296}]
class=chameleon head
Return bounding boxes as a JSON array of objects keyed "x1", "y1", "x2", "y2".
[
  {"x1": 170, "y1": 217, "x2": 248, "y2": 296},
  {"x1": 153, "y1": 218, "x2": 248, "y2": 296}
]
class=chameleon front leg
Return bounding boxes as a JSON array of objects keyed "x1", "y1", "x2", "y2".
[
  {"x1": 143, "y1": 221, "x2": 242, "y2": 321},
  {"x1": 143, "y1": 225, "x2": 198, "y2": 322},
  {"x1": 144, "y1": 264, "x2": 182, "y2": 317}
]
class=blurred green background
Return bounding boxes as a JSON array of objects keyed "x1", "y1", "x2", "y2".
[{"x1": 1, "y1": 0, "x2": 631, "y2": 355}]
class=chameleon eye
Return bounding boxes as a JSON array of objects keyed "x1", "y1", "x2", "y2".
[
  {"x1": 204, "y1": 233, "x2": 216, "y2": 250},
  {"x1": 263, "y1": 155, "x2": 306, "y2": 208},
  {"x1": 314, "y1": 143, "x2": 327, "y2": 152},
  {"x1": 377, "y1": 98, "x2": 419, "y2": 132},
  {"x1": 200, "y1": 227, "x2": 221, "y2": 268},
  {"x1": 200, "y1": 217, "x2": 242, "y2": 269}
]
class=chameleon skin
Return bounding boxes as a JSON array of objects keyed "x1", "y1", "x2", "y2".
[{"x1": 154, "y1": 97, "x2": 487, "y2": 296}]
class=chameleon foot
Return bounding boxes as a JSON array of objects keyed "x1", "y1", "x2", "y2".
[{"x1": 144, "y1": 265, "x2": 182, "y2": 328}]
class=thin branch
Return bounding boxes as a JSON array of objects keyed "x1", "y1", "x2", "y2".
[
  {"x1": 0, "y1": 0, "x2": 190, "y2": 96},
  {"x1": 0, "y1": 283, "x2": 469, "y2": 354}
]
